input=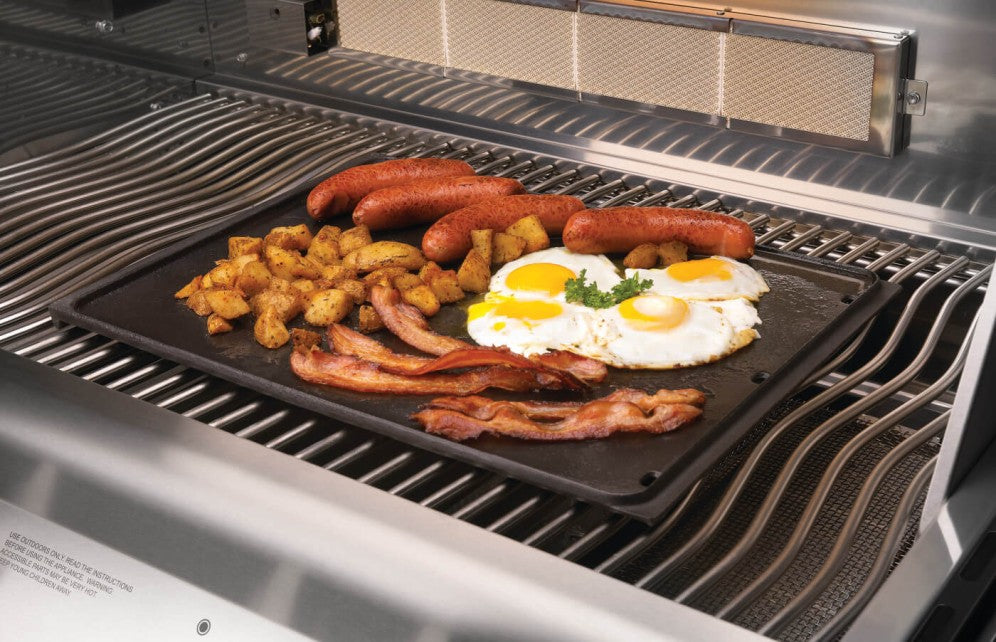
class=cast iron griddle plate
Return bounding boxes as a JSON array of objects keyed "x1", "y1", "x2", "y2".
[{"x1": 51, "y1": 189, "x2": 901, "y2": 523}]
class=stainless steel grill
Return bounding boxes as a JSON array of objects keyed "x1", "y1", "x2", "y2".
[{"x1": 1, "y1": 39, "x2": 989, "y2": 638}]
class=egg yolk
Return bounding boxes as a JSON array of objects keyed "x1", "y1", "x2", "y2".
[
  {"x1": 666, "y1": 257, "x2": 732, "y2": 282},
  {"x1": 468, "y1": 299, "x2": 564, "y2": 322},
  {"x1": 505, "y1": 263, "x2": 577, "y2": 296},
  {"x1": 619, "y1": 295, "x2": 688, "y2": 331}
]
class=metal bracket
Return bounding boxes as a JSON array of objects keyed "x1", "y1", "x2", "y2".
[{"x1": 900, "y1": 78, "x2": 928, "y2": 116}]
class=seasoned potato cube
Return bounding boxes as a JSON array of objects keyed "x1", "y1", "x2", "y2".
[
  {"x1": 313, "y1": 225, "x2": 342, "y2": 245},
  {"x1": 401, "y1": 284, "x2": 440, "y2": 317},
  {"x1": 249, "y1": 289, "x2": 303, "y2": 323},
  {"x1": 292, "y1": 255, "x2": 323, "y2": 280},
  {"x1": 470, "y1": 229, "x2": 493, "y2": 265},
  {"x1": 426, "y1": 269, "x2": 465, "y2": 304},
  {"x1": 235, "y1": 260, "x2": 271, "y2": 297},
  {"x1": 231, "y1": 253, "x2": 259, "y2": 272},
  {"x1": 392, "y1": 273, "x2": 424, "y2": 291},
  {"x1": 623, "y1": 243, "x2": 660, "y2": 269},
  {"x1": 357, "y1": 305, "x2": 384, "y2": 334},
  {"x1": 228, "y1": 236, "x2": 262, "y2": 259},
  {"x1": 264, "y1": 224, "x2": 313, "y2": 251},
  {"x1": 307, "y1": 225, "x2": 342, "y2": 266},
  {"x1": 205, "y1": 260, "x2": 240, "y2": 288},
  {"x1": 186, "y1": 289, "x2": 213, "y2": 316},
  {"x1": 319, "y1": 264, "x2": 357, "y2": 286},
  {"x1": 363, "y1": 267, "x2": 408, "y2": 289},
  {"x1": 200, "y1": 273, "x2": 215, "y2": 288},
  {"x1": 204, "y1": 288, "x2": 251, "y2": 320},
  {"x1": 268, "y1": 277, "x2": 292, "y2": 292},
  {"x1": 658, "y1": 240, "x2": 689, "y2": 267},
  {"x1": 291, "y1": 328, "x2": 322, "y2": 352},
  {"x1": 338, "y1": 224, "x2": 372, "y2": 256},
  {"x1": 264, "y1": 245, "x2": 302, "y2": 281},
  {"x1": 291, "y1": 279, "x2": 317, "y2": 299},
  {"x1": 505, "y1": 215, "x2": 550, "y2": 254},
  {"x1": 343, "y1": 241, "x2": 425, "y2": 274},
  {"x1": 206, "y1": 313, "x2": 234, "y2": 335},
  {"x1": 175, "y1": 275, "x2": 202, "y2": 299},
  {"x1": 457, "y1": 249, "x2": 490, "y2": 293},
  {"x1": 254, "y1": 308, "x2": 290, "y2": 349},
  {"x1": 338, "y1": 279, "x2": 366, "y2": 305},
  {"x1": 304, "y1": 289, "x2": 353, "y2": 326},
  {"x1": 491, "y1": 232, "x2": 527, "y2": 265},
  {"x1": 419, "y1": 261, "x2": 443, "y2": 283}
]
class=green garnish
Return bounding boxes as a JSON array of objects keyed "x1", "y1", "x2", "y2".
[{"x1": 564, "y1": 269, "x2": 654, "y2": 309}]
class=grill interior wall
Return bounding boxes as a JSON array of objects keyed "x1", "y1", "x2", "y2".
[{"x1": 0, "y1": 44, "x2": 990, "y2": 642}]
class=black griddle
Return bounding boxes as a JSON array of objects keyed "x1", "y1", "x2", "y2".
[{"x1": 50, "y1": 188, "x2": 901, "y2": 523}]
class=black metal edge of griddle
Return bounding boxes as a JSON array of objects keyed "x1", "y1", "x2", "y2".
[{"x1": 48, "y1": 188, "x2": 902, "y2": 524}]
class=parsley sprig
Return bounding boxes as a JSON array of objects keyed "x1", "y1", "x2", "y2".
[{"x1": 564, "y1": 269, "x2": 654, "y2": 309}]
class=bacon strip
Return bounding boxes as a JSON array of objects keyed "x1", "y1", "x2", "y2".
[
  {"x1": 423, "y1": 388, "x2": 707, "y2": 420},
  {"x1": 327, "y1": 324, "x2": 583, "y2": 390},
  {"x1": 369, "y1": 285, "x2": 608, "y2": 383},
  {"x1": 291, "y1": 348, "x2": 573, "y2": 395},
  {"x1": 412, "y1": 390, "x2": 704, "y2": 441}
]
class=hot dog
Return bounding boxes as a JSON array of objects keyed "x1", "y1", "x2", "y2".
[
  {"x1": 562, "y1": 207, "x2": 756, "y2": 259},
  {"x1": 421, "y1": 194, "x2": 586, "y2": 264},
  {"x1": 306, "y1": 158, "x2": 475, "y2": 221},
  {"x1": 353, "y1": 176, "x2": 526, "y2": 230}
]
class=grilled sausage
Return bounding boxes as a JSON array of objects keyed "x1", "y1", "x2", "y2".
[
  {"x1": 306, "y1": 158, "x2": 475, "y2": 221},
  {"x1": 562, "y1": 207, "x2": 756, "y2": 259},
  {"x1": 421, "y1": 194, "x2": 586, "y2": 264},
  {"x1": 352, "y1": 176, "x2": 526, "y2": 230}
]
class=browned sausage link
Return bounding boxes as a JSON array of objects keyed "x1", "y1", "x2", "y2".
[
  {"x1": 421, "y1": 194, "x2": 586, "y2": 263},
  {"x1": 562, "y1": 207, "x2": 756, "y2": 259},
  {"x1": 306, "y1": 158, "x2": 475, "y2": 221},
  {"x1": 352, "y1": 176, "x2": 526, "y2": 230}
]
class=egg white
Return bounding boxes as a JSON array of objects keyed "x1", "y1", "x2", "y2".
[{"x1": 490, "y1": 247, "x2": 621, "y2": 301}]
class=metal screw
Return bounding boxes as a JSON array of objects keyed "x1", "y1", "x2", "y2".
[
  {"x1": 906, "y1": 92, "x2": 922, "y2": 106},
  {"x1": 95, "y1": 19, "x2": 114, "y2": 34},
  {"x1": 235, "y1": 52, "x2": 249, "y2": 64}
]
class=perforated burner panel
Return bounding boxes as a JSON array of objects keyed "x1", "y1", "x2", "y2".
[
  {"x1": 446, "y1": 0, "x2": 576, "y2": 90},
  {"x1": 723, "y1": 34, "x2": 876, "y2": 141},
  {"x1": 577, "y1": 12, "x2": 721, "y2": 114},
  {"x1": 337, "y1": 0, "x2": 446, "y2": 66}
]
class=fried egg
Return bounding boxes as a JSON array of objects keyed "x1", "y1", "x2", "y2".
[
  {"x1": 626, "y1": 256, "x2": 769, "y2": 301},
  {"x1": 589, "y1": 295, "x2": 760, "y2": 369},
  {"x1": 489, "y1": 247, "x2": 621, "y2": 301}
]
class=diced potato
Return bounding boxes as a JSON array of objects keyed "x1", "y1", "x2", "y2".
[
  {"x1": 235, "y1": 260, "x2": 271, "y2": 297},
  {"x1": 419, "y1": 261, "x2": 443, "y2": 283},
  {"x1": 292, "y1": 255, "x2": 323, "y2": 280},
  {"x1": 175, "y1": 275, "x2": 202, "y2": 299},
  {"x1": 470, "y1": 229, "x2": 493, "y2": 265},
  {"x1": 304, "y1": 289, "x2": 353, "y2": 326},
  {"x1": 337, "y1": 279, "x2": 366, "y2": 305},
  {"x1": 343, "y1": 241, "x2": 425, "y2": 274},
  {"x1": 206, "y1": 313, "x2": 234, "y2": 335},
  {"x1": 291, "y1": 328, "x2": 322, "y2": 352},
  {"x1": 363, "y1": 267, "x2": 408, "y2": 289},
  {"x1": 623, "y1": 243, "x2": 660, "y2": 269},
  {"x1": 231, "y1": 253, "x2": 259, "y2": 272},
  {"x1": 338, "y1": 224, "x2": 372, "y2": 256},
  {"x1": 249, "y1": 289, "x2": 304, "y2": 323},
  {"x1": 228, "y1": 236, "x2": 262, "y2": 259},
  {"x1": 401, "y1": 284, "x2": 440, "y2": 317},
  {"x1": 186, "y1": 289, "x2": 213, "y2": 316},
  {"x1": 264, "y1": 224, "x2": 313, "y2": 251},
  {"x1": 319, "y1": 264, "x2": 357, "y2": 286},
  {"x1": 307, "y1": 225, "x2": 342, "y2": 266},
  {"x1": 457, "y1": 249, "x2": 490, "y2": 293},
  {"x1": 505, "y1": 215, "x2": 550, "y2": 254},
  {"x1": 291, "y1": 279, "x2": 317, "y2": 299},
  {"x1": 204, "y1": 288, "x2": 251, "y2": 320},
  {"x1": 313, "y1": 225, "x2": 342, "y2": 245},
  {"x1": 491, "y1": 232, "x2": 527, "y2": 265},
  {"x1": 357, "y1": 305, "x2": 384, "y2": 334},
  {"x1": 658, "y1": 241, "x2": 689, "y2": 267},
  {"x1": 205, "y1": 260, "x2": 240, "y2": 288},
  {"x1": 426, "y1": 269, "x2": 465, "y2": 304},
  {"x1": 200, "y1": 273, "x2": 214, "y2": 288},
  {"x1": 254, "y1": 308, "x2": 290, "y2": 349},
  {"x1": 392, "y1": 273, "x2": 424, "y2": 291},
  {"x1": 268, "y1": 277, "x2": 292, "y2": 292},
  {"x1": 264, "y1": 245, "x2": 303, "y2": 281}
]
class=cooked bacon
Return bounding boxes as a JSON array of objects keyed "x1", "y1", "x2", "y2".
[
  {"x1": 412, "y1": 389, "x2": 704, "y2": 441},
  {"x1": 368, "y1": 285, "x2": 608, "y2": 383},
  {"x1": 291, "y1": 348, "x2": 574, "y2": 395},
  {"x1": 327, "y1": 324, "x2": 583, "y2": 390}
]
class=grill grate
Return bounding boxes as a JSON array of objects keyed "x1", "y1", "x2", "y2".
[{"x1": 1, "y1": 49, "x2": 990, "y2": 641}]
